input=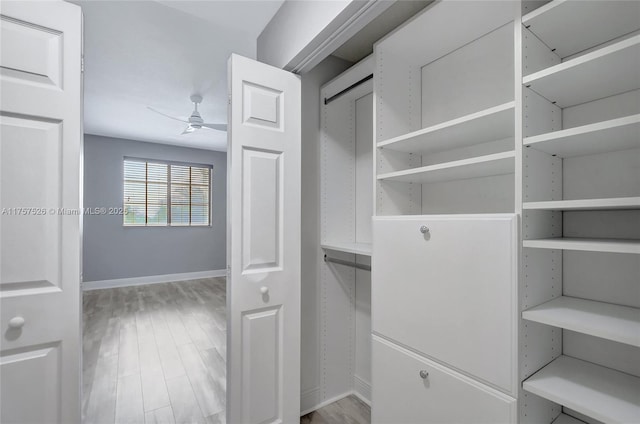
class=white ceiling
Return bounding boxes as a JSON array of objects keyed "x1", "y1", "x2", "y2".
[{"x1": 76, "y1": 0, "x2": 284, "y2": 151}]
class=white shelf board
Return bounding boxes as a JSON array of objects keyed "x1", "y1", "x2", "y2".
[
  {"x1": 377, "y1": 151, "x2": 515, "y2": 184},
  {"x1": 524, "y1": 197, "x2": 640, "y2": 211},
  {"x1": 551, "y1": 414, "x2": 584, "y2": 424},
  {"x1": 522, "y1": 0, "x2": 640, "y2": 59},
  {"x1": 378, "y1": 0, "x2": 516, "y2": 65},
  {"x1": 523, "y1": 355, "x2": 640, "y2": 424},
  {"x1": 377, "y1": 102, "x2": 515, "y2": 154},
  {"x1": 524, "y1": 114, "x2": 640, "y2": 158},
  {"x1": 523, "y1": 36, "x2": 640, "y2": 108},
  {"x1": 321, "y1": 242, "x2": 372, "y2": 256},
  {"x1": 523, "y1": 238, "x2": 640, "y2": 254},
  {"x1": 523, "y1": 296, "x2": 640, "y2": 347}
]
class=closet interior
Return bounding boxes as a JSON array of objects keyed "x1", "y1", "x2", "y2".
[
  {"x1": 317, "y1": 1, "x2": 639, "y2": 423},
  {"x1": 320, "y1": 56, "x2": 374, "y2": 407}
]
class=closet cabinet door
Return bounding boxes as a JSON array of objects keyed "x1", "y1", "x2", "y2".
[
  {"x1": 372, "y1": 215, "x2": 517, "y2": 393},
  {"x1": 372, "y1": 336, "x2": 516, "y2": 424}
]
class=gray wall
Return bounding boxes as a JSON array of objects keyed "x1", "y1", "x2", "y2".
[{"x1": 83, "y1": 134, "x2": 226, "y2": 282}]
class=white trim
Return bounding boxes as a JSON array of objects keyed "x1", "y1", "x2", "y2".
[
  {"x1": 353, "y1": 375, "x2": 372, "y2": 405},
  {"x1": 291, "y1": 0, "x2": 394, "y2": 73},
  {"x1": 300, "y1": 391, "x2": 353, "y2": 417},
  {"x1": 82, "y1": 269, "x2": 226, "y2": 291},
  {"x1": 300, "y1": 387, "x2": 322, "y2": 416}
]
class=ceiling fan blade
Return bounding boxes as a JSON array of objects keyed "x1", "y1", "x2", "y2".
[
  {"x1": 202, "y1": 123, "x2": 227, "y2": 132},
  {"x1": 147, "y1": 106, "x2": 188, "y2": 123},
  {"x1": 181, "y1": 124, "x2": 196, "y2": 135}
]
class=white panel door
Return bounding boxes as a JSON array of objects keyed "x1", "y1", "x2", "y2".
[
  {"x1": 0, "y1": 2, "x2": 82, "y2": 423},
  {"x1": 227, "y1": 54, "x2": 301, "y2": 424}
]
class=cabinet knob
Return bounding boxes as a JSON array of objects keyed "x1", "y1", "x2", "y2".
[
  {"x1": 420, "y1": 225, "x2": 429, "y2": 234},
  {"x1": 8, "y1": 316, "x2": 25, "y2": 329},
  {"x1": 419, "y1": 370, "x2": 429, "y2": 379},
  {"x1": 260, "y1": 286, "x2": 269, "y2": 295}
]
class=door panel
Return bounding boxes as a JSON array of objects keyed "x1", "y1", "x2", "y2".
[
  {"x1": 372, "y1": 214, "x2": 517, "y2": 394},
  {"x1": 242, "y1": 148, "x2": 283, "y2": 272},
  {"x1": 0, "y1": 2, "x2": 82, "y2": 423},
  {"x1": 0, "y1": 344, "x2": 61, "y2": 423},
  {"x1": 241, "y1": 307, "x2": 282, "y2": 423},
  {"x1": 227, "y1": 54, "x2": 300, "y2": 424},
  {"x1": 1, "y1": 116, "x2": 62, "y2": 291},
  {"x1": 0, "y1": 15, "x2": 62, "y2": 88}
]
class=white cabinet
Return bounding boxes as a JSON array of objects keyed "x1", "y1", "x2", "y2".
[
  {"x1": 314, "y1": 1, "x2": 639, "y2": 422},
  {"x1": 371, "y1": 1, "x2": 519, "y2": 422},
  {"x1": 372, "y1": 215, "x2": 517, "y2": 394},
  {"x1": 372, "y1": 336, "x2": 516, "y2": 424}
]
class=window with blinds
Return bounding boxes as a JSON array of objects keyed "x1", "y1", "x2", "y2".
[{"x1": 123, "y1": 159, "x2": 211, "y2": 226}]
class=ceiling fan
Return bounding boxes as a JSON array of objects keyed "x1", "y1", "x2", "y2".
[{"x1": 148, "y1": 94, "x2": 227, "y2": 135}]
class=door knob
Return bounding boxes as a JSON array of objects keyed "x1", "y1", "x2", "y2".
[
  {"x1": 419, "y1": 370, "x2": 429, "y2": 379},
  {"x1": 260, "y1": 286, "x2": 269, "y2": 295},
  {"x1": 8, "y1": 316, "x2": 25, "y2": 329},
  {"x1": 420, "y1": 225, "x2": 429, "y2": 234}
]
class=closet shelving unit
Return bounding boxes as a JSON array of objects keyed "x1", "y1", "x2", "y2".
[
  {"x1": 317, "y1": 56, "x2": 374, "y2": 411},
  {"x1": 374, "y1": 0, "x2": 518, "y2": 216},
  {"x1": 520, "y1": 1, "x2": 640, "y2": 423},
  {"x1": 371, "y1": 2, "x2": 520, "y2": 422}
]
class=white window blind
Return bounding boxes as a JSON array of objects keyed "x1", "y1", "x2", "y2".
[{"x1": 123, "y1": 159, "x2": 211, "y2": 226}]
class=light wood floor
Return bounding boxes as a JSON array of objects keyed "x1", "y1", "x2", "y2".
[
  {"x1": 301, "y1": 395, "x2": 370, "y2": 424},
  {"x1": 82, "y1": 278, "x2": 371, "y2": 424},
  {"x1": 82, "y1": 278, "x2": 227, "y2": 424}
]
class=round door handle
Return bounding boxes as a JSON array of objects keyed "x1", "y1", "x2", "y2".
[
  {"x1": 419, "y1": 370, "x2": 429, "y2": 379},
  {"x1": 420, "y1": 225, "x2": 429, "y2": 234},
  {"x1": 8, "y1": 316, "x2": 25, "y2": 329},
  {"x1": 260, "y1": 286, "x2": 269, "y2": 295}
]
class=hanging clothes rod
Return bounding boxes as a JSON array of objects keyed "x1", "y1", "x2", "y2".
[
  {"x1": 324, "y1": 254, "x2": 371, "y2": 271},
  {"x1": 324, "y1": 74, "x2": 373, "y2": 105}
]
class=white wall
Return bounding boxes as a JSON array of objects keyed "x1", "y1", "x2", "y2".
[{"x1": 300, "y1": 55, "x2": 353, "y2": 411}]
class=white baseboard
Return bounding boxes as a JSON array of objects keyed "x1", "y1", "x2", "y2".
[
  {"x1": 82, "y1": 269, "x2": 226, "y2": 291},
  {"x1": 300, "y1": 390, "x2": 353, "y2": 416},
  {"x1": 353, "y1": 375, "x2": 371, "y2": 406},
  {"x1": 300, "y1": 387, "x2": 322, "y2": 416}
]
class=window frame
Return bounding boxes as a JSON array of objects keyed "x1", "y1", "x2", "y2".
[{"x1": 122, "y1": 157, "x2": 213, "y2": 227}]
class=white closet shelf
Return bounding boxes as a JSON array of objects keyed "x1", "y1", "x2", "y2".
[
  {"x1": 523, "y1": 355, "x2": 640, "y2": 424},
  {"x1": 551, "y1": 414, "x2": 584, "y2": 424},
  {"x1": 321, "y1": 242, "x2": 372, "y2": 256},
  {"x1": 522, "y1": 0, "x2": 640, "y2": 59},
  {"x1": 378, "y1": 0, "x2": 516, "y2": 66},
  {"x1": 523, "y1": 197, "x2": 640, "y2": 211},
  {"x1": 523, "y1": 238, "x2": 640, "y2": 254},
  {"x1": 377, "y1": 102, "x2": 515, "y2": 155},
  {"x1": 524, "y1": 114, "x2": 640, "y2": 158},
  {"x1": 377, "y1": 151, "x2": 515, "y2": 184},
  {"x1": 523, "y1": 36, "x2": 640, "y2": 108},
  {"x1": 523, "y1": 296, "x2": 640, "y2": 347}
]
